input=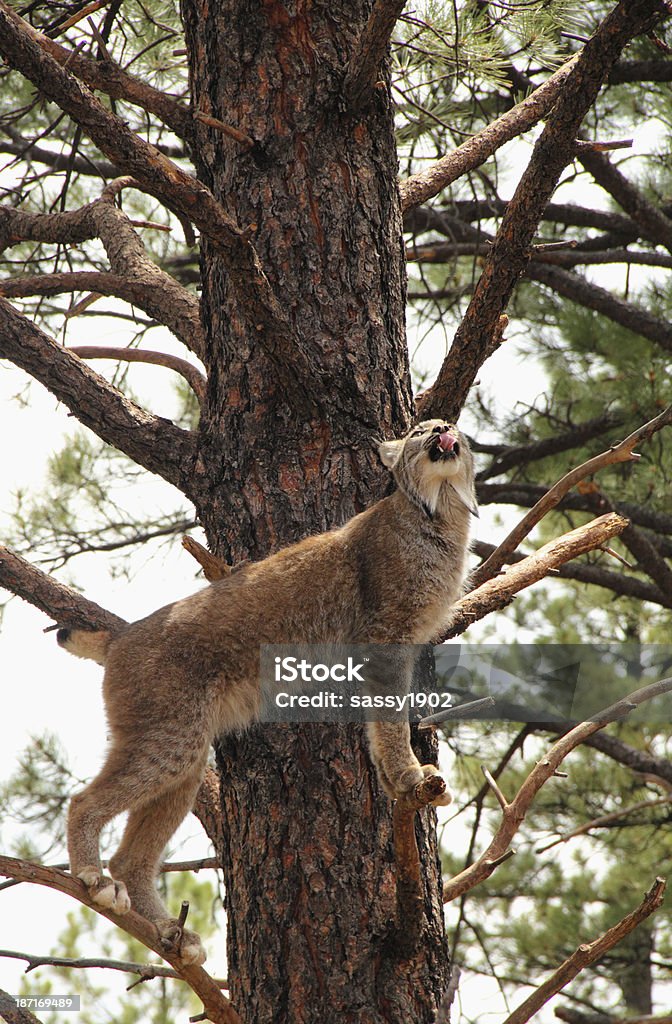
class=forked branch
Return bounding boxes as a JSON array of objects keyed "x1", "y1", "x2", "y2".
[
  {"x1": 0, "y1": 856, "x2": 241, "y2": 1024},
  {"x1": 399, "y1": 55, "x2": 579, "y2": 212},
  {"x1": 442, "y1": 677, "x2": 672, "y2": 903},
  {"x1": 416, "y1": 0, "x2": 672, "y2": 423},
  {"x1": 0, "y1": 1, "x2": 302, "y2": 379},
  {"x1": 471, "y1": 404, "x2": 672, "y2": 589}
]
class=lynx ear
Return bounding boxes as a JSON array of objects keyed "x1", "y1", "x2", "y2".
[
  {"x1": 378, "y1": 438, "x2": 404, "y2": 470},
  {"x1": 450, "y1": 478, "x2": 479, "y2": 518}
]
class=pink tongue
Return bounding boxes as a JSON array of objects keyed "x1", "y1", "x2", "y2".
[{"x1": 438, "y1": 431, "x2": 456, "y2": 451}]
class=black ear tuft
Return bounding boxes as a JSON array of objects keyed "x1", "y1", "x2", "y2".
[{"x1": 56, "y1": 627, "x2": 71, "y2": 646}]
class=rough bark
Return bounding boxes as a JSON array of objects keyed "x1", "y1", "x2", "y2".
[{"x1": 179, "y1": 1, "x2": 446, "y2": 1020}]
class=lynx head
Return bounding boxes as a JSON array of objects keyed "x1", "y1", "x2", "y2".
[{"x1": 378, "y1": 420, "x2": 478, "y2": 520}]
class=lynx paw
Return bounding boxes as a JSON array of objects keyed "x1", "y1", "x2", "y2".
[
  {"x1": 77, "y1": 867, "x2": 131, "y2": 914},
  {"x1": 421, "y1": 764, "x2": 453, "y2": 806},
  {"x1": 156, "y1": 919, "x2": 207, "y2": 966}
]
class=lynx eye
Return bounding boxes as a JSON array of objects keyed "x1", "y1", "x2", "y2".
[{"x1": 411, "y1": 429, "x2": 424, "y2": 437}]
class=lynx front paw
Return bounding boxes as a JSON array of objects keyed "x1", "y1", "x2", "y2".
[
  {"x1": 77, "y1": 867, "x2": 131, "y2": 914},
  {"x1": 421, "y1": 764, "x2": 453, "y2": 806},
  {"x1": 156, "y1": 919, "x2": 207, "y2": 966}
]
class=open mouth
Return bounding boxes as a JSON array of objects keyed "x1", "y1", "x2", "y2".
[{"x1": 428, "y1": 432, "x2": 460, "y2": 462}]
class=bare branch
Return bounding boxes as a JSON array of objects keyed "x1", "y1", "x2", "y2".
[
  {"x1": 69, "y1": 346, "x2": 206, "y2": 403},
  {"x1": 501, "y1": 878, "x2": 666, "y2": 1024},
  {"x1": 0, "y1": 191, "x2": 205, "y2": 358},
  {"x1": 442, "y1": 678, "x2": 672, "y2": 903},
  {"x1": 415, "y1": 0, "x2": 672, "y2": 423},
  {"x1": 0, "y1": 270, "x2": 204, "y2": 358},
  {"x1": 471, "y1": 539, "x2": 672, "y2": 610},
  {"x1": 443, "y1": 513, "x2": 629, "y2": 640},
  {"x1": 343, "y1": 0, "x2": 408, "y2": 109},
  {"x1": 0, "y1": 544, "x2": 126, "y2": 632},
  {"x1": 0, "y1": 856, "x2": 241, "y2": 1024},
  {"x1": 0, "y1": 299, "x2": 198, "y2": 494},
  {"x1": 399, "y1": 55, "x2": 579, "y2": 212},
  {"x1": 471, "y1": 405, "x2": 672, "y2": 589}
]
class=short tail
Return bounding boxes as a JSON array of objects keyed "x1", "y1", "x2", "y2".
[{"x1": 56, "y1": 627, "x2": 114, "y2": 666}]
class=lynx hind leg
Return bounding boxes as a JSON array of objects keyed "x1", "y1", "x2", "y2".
[
  {"x1": 366, "y1": 721, "x2": 452, "y2": 806},
  {"x1": 109, "y1": 763, "x2": 208, "y2": 966},
  {"x1": 68, "y1": 734, "x2": 209, "y2": 942}
]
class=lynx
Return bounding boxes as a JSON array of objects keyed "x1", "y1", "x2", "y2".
[{"x1": 58, "y1": 419, "x2": 477, "y2": 965}]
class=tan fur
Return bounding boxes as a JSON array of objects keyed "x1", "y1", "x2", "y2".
[{"x1": 60, "y1": 420, "x2": 476, "y2": 964}]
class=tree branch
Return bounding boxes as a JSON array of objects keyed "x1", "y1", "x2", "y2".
[
  {"x1": 577, "y1": 145, "x2": 672, "y2": 253},
  {"x1": 443, "y1": 513, "x2": 629, "y2": 640},
  {"x1": 526, "y1": 261, "x2": 672, "y2": 353},
  {"x1": 69, "y1": 346, "x2": 206, "y2": 403},
  {"x1": 0, "y1": 271, "x2": 205, "y2": 359},
  {"x1": 0, "y1": 989, "x2": 44, "y2": 1024},
  {"x1": 390, "y1": 772, "x2": 449, "y2": 960},
  {"x1": 8, "y1": 23, "x2": 192, "y2": 141},
  {"x1": 442, "y1": 678, "x2": 672, "y2": 902},
  {"x1": 471, "y1": 539, "x2": 672, "y2": 610},
  {"x1": 581, "y1": 731, "x2": 672, "y2": 790},
  {"x1": 343, "y1": 0, "x2": 408, "y2": 109},
  {"x1": 415, "y1": 0, "x2": 672, "y2": 423},
  {"x1": 399, "y1": 54, "x2": 579, "y2": 212},
  {"x1": 476, "y1": 412, "x2": 624, "y2": 482},
  {"x1": 0, "y1": 544, "x2": 126, "y2": 631},
  {"x1": 471, "y1": 405, "x2": 672, "y2": 588},
  {"x1": 0, "y1": 856, "x2": 241, "y2": 1024},
  {"x1": 0, "y1": 299, "x2": 198, "y2": 494},
  {"x1": 477, "y1": 483, "x2": 672, "y2": 546},
  {"x1": 501, "y1": 877, "x2": 666, "y2": 1024},
  {"x1": 0, "y1": 183, "x2": 205, "y2": 358},
  {"x1": 536, "y1": 795, "x2": 672, "y2": 854},
  {"x1": 0, "y1": 1, "x2": 306, "y2": 384}
]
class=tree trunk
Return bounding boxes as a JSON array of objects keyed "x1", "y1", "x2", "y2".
[{"x1": 180, "y1": 0, "x2": 450, "y2": 1018}]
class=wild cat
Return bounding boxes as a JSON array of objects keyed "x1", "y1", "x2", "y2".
[{"x1": 58, "y1": 419, "x2": 477, "y2": 964}]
